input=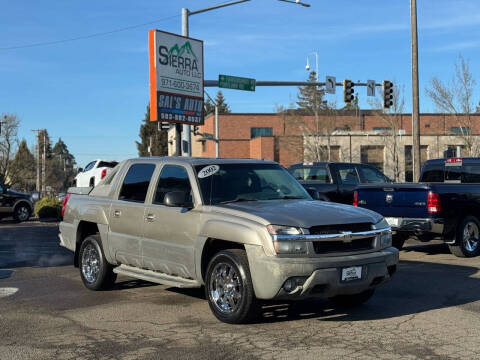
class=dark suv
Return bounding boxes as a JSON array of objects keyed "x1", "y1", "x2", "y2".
[{"x1": 0, "y1": 183, "x2": 34, "y2": 222}]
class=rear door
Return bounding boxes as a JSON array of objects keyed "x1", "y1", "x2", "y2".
[
  {"x1": 332, "y1": 163, "x2": 361, "y2": 204},
  {"x1": 290, "y1": 164, "x2": 338, "y2": 200},
  {"x1": 108, "y1": 163, "x2": 156, "y2": 268}
]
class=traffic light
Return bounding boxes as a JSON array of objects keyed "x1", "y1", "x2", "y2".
[
  {"x1": 383, "y1": 80, "x2": 394, "y2": 109},
  {"x1": 343, "y1": 79, "x2": 354, "y2": 104},
  {"x1": 193, "y1": 125, "x2": 200, "y2": 136}
]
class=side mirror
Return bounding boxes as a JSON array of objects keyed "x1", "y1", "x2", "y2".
[
  {"x1": 306, "y1": 187, "x2": 321, "y2": 200},
  {"x1": 164, "y1": 191, "x2": 193, "y2": 208},
  {"x1": 78, "y1": 168, "x2": 83, "y2": 173}
]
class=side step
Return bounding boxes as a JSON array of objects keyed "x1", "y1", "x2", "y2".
[{"x1": 113, "y1": 264, "x2": 201, "y2": 288}]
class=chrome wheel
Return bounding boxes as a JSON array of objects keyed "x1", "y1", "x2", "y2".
[
  {"x1": 16, "y1": 206, "x2": 29, "y2": 221},
  {"x1": 209, "y1": 262, "x2": 242, "y2": 314},
  {"x1": 463, "y1": 221, "x2": 479, "y2": 252},
  {"x1": 81, "y1": 243, "x2": 100, "y2": 284}
]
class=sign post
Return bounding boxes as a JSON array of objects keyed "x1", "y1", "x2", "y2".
[{"x1": 148, "y1": 30, "x2": 204, "y2": 126}]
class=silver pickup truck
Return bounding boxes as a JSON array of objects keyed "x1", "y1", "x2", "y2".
[{"x1": 59, "y1": 157, "x2": 398, "y2": 324}]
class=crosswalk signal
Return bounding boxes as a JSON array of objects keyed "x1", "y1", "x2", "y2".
[
  {"x1": 343, "y1": 79, "x2": 354, "y2": 104},
  {"x1": 383, "y1": 80, "x2": 394, "y2": 109},
  {"x1": 193, "y1": 125, "x2": 200, "y2": 136}
]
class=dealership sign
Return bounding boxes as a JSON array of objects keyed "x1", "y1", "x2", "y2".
[{"x1": 149, "y1": 30, "x2": 204, "y2": 125}]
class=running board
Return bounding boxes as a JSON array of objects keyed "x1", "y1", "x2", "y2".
[{"x1": 113, "y1": 265, "x2": 201, "y2": 288}]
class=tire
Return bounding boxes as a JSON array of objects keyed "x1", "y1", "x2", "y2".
[
  {"x1": 79, "y1": 235, "x2": 117, "y2": 290},
  {"x1": 448, "y1": 216, "x2": 480, "y2": 258},
  {"x1": 89, "y1": 178, "x2": 95, "y2": 187},
  {"x1": 392, "y1": 233, "x2": 408, "y2": 250},
  {"x1": 13, "y1": 203, "x2": 31, "y2": 222},
  {"x1": 205, "y1": 249, "x2": 260, "y2": 324},
  {"x1": 330, "y1": 289, "x2": 375, "y2": 308}
]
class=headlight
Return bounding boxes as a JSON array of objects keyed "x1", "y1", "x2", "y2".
[
  {"x1": 380, "y1": 232, "x2": 392, "y2": 248},
  {"x1": 267, "y1": 225, "x2": 308, "y2": 254},
  {"x1": 372, "y1": 217, "x2": 389, "y2": 230}
]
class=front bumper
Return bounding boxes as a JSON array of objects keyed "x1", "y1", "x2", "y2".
[
  {"x1": 385, "y1": 217, "x2": 444, "y2": 235},
  {"x1": 245, "y1": 245, "x2": 399, "y2": 300}
]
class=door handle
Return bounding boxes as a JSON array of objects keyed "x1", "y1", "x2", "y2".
[
  {"x1": 113, "y1": 210, "x2": 121, "y2": 217},
  {"x1": 145, "y1": 214, "x2": 155, "y2": 222}
]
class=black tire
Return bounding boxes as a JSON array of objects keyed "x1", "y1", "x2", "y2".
[
  {"x1": 79, "y1": 235, "x2": 117, "y2": 290},
  {"x1": 330, "y1": 289, "x2": 375, "y2": 308},
  {"x1": 13, "y1": 203, "x2": 31, "y2": 222},
  {"x1": 392, "y1": 233, "x2": 408, "y2": 250},
  {"x1": 448, "y1": 216, "x2": 480, "y2": 258},
  {"x1": 89, "y1": 178, "x2": 95, "y2": 187},
  {"x1": 205, "y1": 249, "x2": 260, "y2": 324}
]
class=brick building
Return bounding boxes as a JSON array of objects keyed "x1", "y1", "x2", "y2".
[{"x1": 167, "y1": 111, "x2": 480, "y2": 181}]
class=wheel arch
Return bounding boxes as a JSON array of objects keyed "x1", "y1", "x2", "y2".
[
  {"x1": 200, "y1": 238, "x2": 245, "y2": 283},
  {"x1": 74, "y1": 221, "x2": 100, "y2": 267}
]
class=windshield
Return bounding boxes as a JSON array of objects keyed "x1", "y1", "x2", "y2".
[{"x1": 195, "y1": 163, "x2": 311, "y2": 205}]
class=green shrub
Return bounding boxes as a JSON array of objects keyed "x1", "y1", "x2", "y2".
[{"x1": 34, "y1": 197, "x2": 62, "y2": 219}]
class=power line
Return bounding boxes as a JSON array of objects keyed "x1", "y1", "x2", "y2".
[{"x1": 0, "y1": 14, "x2": 180, "y2": 51}]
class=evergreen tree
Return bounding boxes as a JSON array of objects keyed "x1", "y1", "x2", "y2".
[
  {"x1": 48, "y1": 138, "x2": 77, "y2": 192},
  {"x1": 9, "y1": 139, "x2": 36, "y2": 192},
  {"x1": 136, "y1": 105, "x2": 168, "y2": 156},
  {"x1": 296, "y1": 71, "x2": 326, "y2": 114},
  {"x1": 204, "y1": 91, "x2": 231, "y2": 115}
]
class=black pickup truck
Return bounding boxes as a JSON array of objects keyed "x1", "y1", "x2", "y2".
[
  {"x1": 288, "y1": 162, "x2": 391, "y2": 204},
  {"x1": 354, "y1": 157, "x2": 480, "y2": 257},
  {"x1": 0, "y1": 182, "x2": 34, "y2": 222}
]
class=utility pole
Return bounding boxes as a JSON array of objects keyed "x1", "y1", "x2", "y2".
[
  {"x1": 31, "y1": 129, "x2": 42, "y2": 193},
  {"x1": 411, "y1": 0, "x2": 421, "y2": 181},
  {"x1": 42, "y1": 130, "x2": 46, "y2": 195}
]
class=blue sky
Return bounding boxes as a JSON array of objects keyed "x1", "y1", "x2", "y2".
[{"x1": 1, "y1": 0, "x2": 480, "y2": 167}]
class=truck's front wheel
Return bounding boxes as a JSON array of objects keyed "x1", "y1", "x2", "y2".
[
  {"x1": 449, "y1": 216, "x2": 480, "y2": 257},
  {"x1": 79, "y1": 235, "x2": 117, "y2": 290},
  {"x1": 205, "y1": 249, "x2": 260, "y2": 324}
]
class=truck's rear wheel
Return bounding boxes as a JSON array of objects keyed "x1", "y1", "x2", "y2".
[
  {"x1": 392, "y1": 233, "x2": 408, "y2": 250},
  {"x1": 449, "y1": 216, "x2": 480, "y2": 257},
  {"x1": 13, "y1": 203, "x2": 31, "y2": 222},
  {"x1": 205, "y1": 249, "x2": 260, "y2": 324},
  {"x1": 330, "y1": 289, "x2": 375, "y2": 307},
  {"x1": 79, "y1": 235, "x2": 116, "y2": 290}
]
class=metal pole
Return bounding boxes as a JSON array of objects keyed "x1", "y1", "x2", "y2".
[
  {"x1": 42, "y1": 131, "x2": 46, "y2": 195},
  {"x1": 215, "y1": 105, "x2": 219, "y2": 157},
  {"x1": 411, "y1": 0, "x2": 421, "y2": 181},
  {"x1": 181, "y1": 8, "x2": 191, "y2": 157},
  {"x1": 31, "y1": 129, "x2": 41, "y2": 193}
]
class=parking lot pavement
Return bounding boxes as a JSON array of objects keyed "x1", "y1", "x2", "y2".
[{"x1": 1, "y1": 224, "x2": 480, "y2": 360}]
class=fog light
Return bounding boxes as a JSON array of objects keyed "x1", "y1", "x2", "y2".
[{"x1": 283, "y1": 279, "x2": 295, "y2": 292}]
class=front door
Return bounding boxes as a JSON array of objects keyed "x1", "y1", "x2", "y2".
[
  {"x1": 108, "y1": 163, "x2": 156, "y2": 268},
  {"x1": 333, "y1": 163, "x2": 361, "y2": 204},
  {"x1": 142, "y1": 165, "x2": 200, "y2": 279}
]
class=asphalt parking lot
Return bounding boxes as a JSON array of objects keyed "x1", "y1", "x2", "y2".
[{"x1": 1, "y1": 222, "x2": 480, "y2": 360}]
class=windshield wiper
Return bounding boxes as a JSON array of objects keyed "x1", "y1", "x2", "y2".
[{"x1": 219, "y1": 197, "x2": 259, "y2": 204}]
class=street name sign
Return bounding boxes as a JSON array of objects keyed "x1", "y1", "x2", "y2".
[
  {"x1": 367, "y1": 80, "x2": 376, "y2": 97},
  {"x1": 219, "y1": 75, "x2": 256, "y2": 91},
  {"x1": 149, "y1": 29, "x2": 204, "y2": 125},
  {"x1": 326, "y1": 76, "x2": 336, "y2": 94}
]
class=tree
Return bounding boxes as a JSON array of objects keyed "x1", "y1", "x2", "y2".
[
  {"x1": 426, "y1": 54, "x2": 479, "y2": 156},
  {"x1": 0, "y1": 113, "x2": 19, "y2": 184},
  {"x1": 136, "y1": 105, "x2": 168, "y2": 156},
  {"x1": 47, "y1": 138, "x2": 77, "y2": 192},
  {"x1": 8, "y1": 139, "x2": 36, "y2": 191},
  {"x1": 204, "y1": 91, "x2": 231, "y2": 115}
]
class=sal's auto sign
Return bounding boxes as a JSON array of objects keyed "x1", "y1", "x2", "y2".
[{"x1": 149, "y1": 30, "x2": 204, "y2": 125}]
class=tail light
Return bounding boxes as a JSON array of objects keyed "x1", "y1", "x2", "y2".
[
  {"x1": 427, "y1": 191, "x2": 441, "y2": 214},
  {"x1": 100, "y1": 168, "x2": 107, "y2": 180},
  {"x1": 62, "y1": 193, "x2": 71, "y2": 217},
  {"x1": 353, "y1": 190, "x2": 358, "y2": 206}
]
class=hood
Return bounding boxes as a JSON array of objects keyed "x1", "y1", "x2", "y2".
[
  {"x1": 215, "y1": 200, "x2": 382, "y2": 228},
  {"x1": 6, "y1": 189, "x2": 31, "y2": 198}
]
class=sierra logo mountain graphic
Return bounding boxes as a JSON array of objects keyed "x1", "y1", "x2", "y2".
[{"x1": 158, "y1": 41, "x2": 199, "y2": 72}]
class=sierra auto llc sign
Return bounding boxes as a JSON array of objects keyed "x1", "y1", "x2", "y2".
[{"x1": 148, "y1": 29, "x2": 204, "y2": 125}]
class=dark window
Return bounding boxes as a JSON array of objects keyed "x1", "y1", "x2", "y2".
[
  {"x1": 420, "y1": 163, "x2": 444, "y2": 182},
  {"x1": 359, "y1": 166, "x2": 388, "y2": 183},
  {"x1": 98, "y1": 161, "x2": 118, "y2": 168},
  {"x1": 360, "y1": 145, "x2": 384, "y2": 172},
  {"x1": 373, "y1": 127, "x2": 392, "y2": 132},
  {"x1": 290, "y1": 166, "x2": 330, "y2": 183},
  {"x1": 336, "y1": 164, "x2": 360, "y2": 185},
  {"x1": 154, "y1": 165, "x2": 192, "y2": 205},
  {"x1": 450, "y1": 127, "x2": 470, "y2": 135},
  {"x1": 250, "y1": 127, "x2": 273, "y2": 139},
  {"x1": 445, "y1": 165, "x2": 462, "y2": 182},
  {"x1": 118, "y1": 164, "x2": 155, "y2": 203},
  {"x1": 462, "y1": 165, "x2": 480, "y2": 183},
  {"x1": 84, "y1": 161, "x2": 96, "y2": 171}
]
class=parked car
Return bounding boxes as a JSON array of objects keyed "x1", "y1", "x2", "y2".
[
  {"x1": 75, "y1": 160, "x2": 118, "y2": 187},
  {"x1": 0, "y1": 182, "x2": 34, "y2": 222},
  {"x1": 354, "y1": 157, "x2": 480, "y2": 257},
  {"x1": 59, "y1": 157, "x2": 398, "y2": 324},
  {"x1": 288, "y1": 162, "x2": 391, "y2": 204}
]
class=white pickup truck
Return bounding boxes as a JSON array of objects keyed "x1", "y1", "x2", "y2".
[{"x1": 75, "y1": 160, "x2": 118, "y2": 187}]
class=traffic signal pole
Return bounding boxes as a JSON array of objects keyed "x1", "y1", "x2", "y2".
[{"x1": 411, "y1": 0, "x2": 421, "y2": 181}]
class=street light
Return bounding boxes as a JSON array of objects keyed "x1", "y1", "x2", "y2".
[
  {"x1": 278, "y1": 0, "x2": 311, "y2": 7},
  {"x1": 305, "y1": 51, "x2": 319, "y2": 83}
]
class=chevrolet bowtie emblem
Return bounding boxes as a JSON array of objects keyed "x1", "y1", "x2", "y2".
[{"x1": 341, "y1": 231, "x2": 353, "y2": 242}]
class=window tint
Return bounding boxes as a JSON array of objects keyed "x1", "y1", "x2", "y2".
[
  {"x1": 154, "y1": 165, "x2": 192, "y2": 205},
  {"x1": 420, "y1": 163, "x2": 444, "y2": 182},
  {"x1": 118, "y1": 164, "x2": 155, "y2": 202},
  {"x1": 360, "y1": 166, "x2": 387, "y2": 183},
  {"x1": 462, "y1": 165, "x2": 480, "y2": 183},
  {"x1": 98, "y1": 161, "x2": 118, "y2": 168},
  {"x1": 84, "y1": 161, "x2": 96, "y2": 171},
  {"x1": 290, "y1": 166, "x2": 330, "y2": 183},
  {"x1": 336, "y1": 165, "x2": 360, "y2": 185},
  {"x1": 250, "y1": 127, "x2": 273, "y2": 138},
  {"x1": 445, "y1": 164, "x2": 462, "y2": 182}
]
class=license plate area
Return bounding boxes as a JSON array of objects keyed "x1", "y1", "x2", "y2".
[{"x1": 341, "y1": 266, "x2": 362, "y2": 282}]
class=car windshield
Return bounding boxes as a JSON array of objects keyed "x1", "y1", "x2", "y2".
[{"x1": 195, "y1": 163, "x2": 311, "y2": 205}]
